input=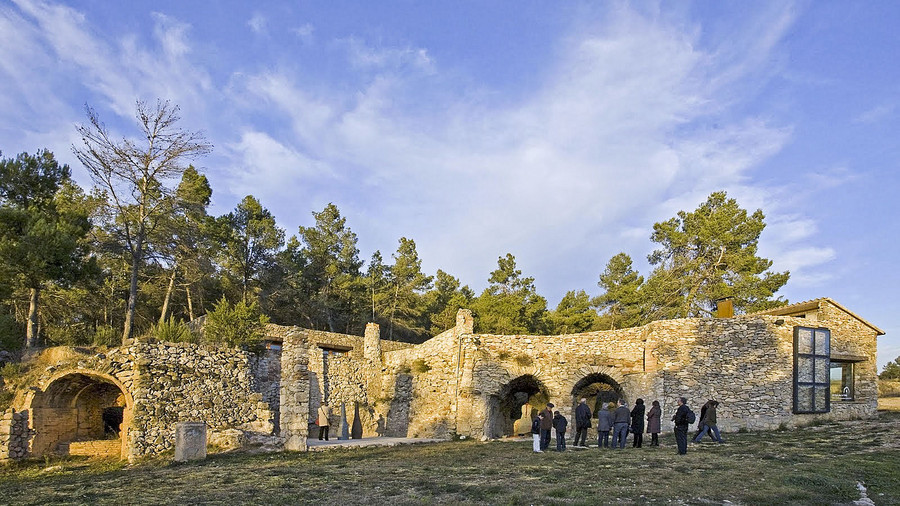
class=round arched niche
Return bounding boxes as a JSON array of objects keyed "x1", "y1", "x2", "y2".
[
  {"x1": 487, "y1": 374, "x2": 550, "y2": 438},
  {"x1": 570, "y1": 372, "x2": 624, "y2": 415},
  {"x1": 29, "y1": 371, "x2": 133, "y2": 459}
]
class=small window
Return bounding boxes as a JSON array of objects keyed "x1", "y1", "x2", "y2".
[
  {"x1": 830, "y1": 362, "x2": 854, "y2": 401},
  {"x1": 793, "y1": 326, "x2": 830, "y2": 414}
]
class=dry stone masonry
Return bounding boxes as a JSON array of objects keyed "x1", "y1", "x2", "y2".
[{"x1": 1, "y1": 297, "x2": 882, "y2": 462}]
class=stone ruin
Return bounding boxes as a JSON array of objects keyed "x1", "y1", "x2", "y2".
[{"x1": 0, "y1": 297, "x2": 882, "y2": 462}]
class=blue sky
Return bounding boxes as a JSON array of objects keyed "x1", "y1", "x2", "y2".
[{"x1": 1, "y1": 0, "x2": 898, "y2": 368}]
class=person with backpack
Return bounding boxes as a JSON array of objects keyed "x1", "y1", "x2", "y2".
[
  {"x1": 671, "y1": 396, "x2": 693, "y2": 455},
  {"x1": 694, "y1": 400, "x2": 724, "y2": 443}
]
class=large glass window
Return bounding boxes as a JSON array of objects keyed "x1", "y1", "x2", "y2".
[
  {"x1": 793, "y1": 327, "x2": 830, "y2": 414},
  {"x1": 830, "y1": 362, "x2": 855, "y2": 401}
]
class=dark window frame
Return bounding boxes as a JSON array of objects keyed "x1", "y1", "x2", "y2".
[
  {"x1": 830, "y1": 361, "x2": 855, "y2": 402},
  {"x1": 793, "y1": 326, "x2": 831, "y2": 414}
]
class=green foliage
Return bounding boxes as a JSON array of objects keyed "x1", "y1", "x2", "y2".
[
  {"x1": 880, "y1": 357, "x2": 900, "y2": 380},
  {"x1": 384, "y1": 238, "x2": 433, "y2": 340},
  {"x1": 425, "y1": 270, "x2": 474, "y2": 333},
  {"x1": 0, "y1": 313, "x2": 24, "y2": 352},
  {"x1": 411, "y1": 358, "x2": 431, "y2": 374},
  {"x1": 645, "y1": 191, "x2": 789, "y2": 318},
  {"x1": 151, "y1": 318, "x2": 196, "y2": 344},
  {"x1": 204, "y1": 297, "x2": 269, "y2": 348},
  {"x1": 548, "y1": 290, "x2": 600, "y2": 334},
  {"x1": 594, "y1": 252, "x2": 646, "y2": 329},
  {"x1": 92, "y1": 325, "x2": 120, "y2": 348},
  {"x1": 471, "y1": 253, "x2": 548, "y2": 334}
]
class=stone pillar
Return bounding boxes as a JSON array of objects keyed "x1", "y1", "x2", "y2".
[
  {"x1": 174, "y1": 422, "x2": 206, "y2": 462},
  {"x1": 280, "y1": 329, "x2": 311, "y2": 451},
  {"x1": 0, "y1": 409, "x2": 32, "y2": 462},
  {"x1": 364, "y1": 323, "x2": 382, "y2": 363},
  {"x1": 456, "y1": 309, "x2": 474, "y2": 335}
]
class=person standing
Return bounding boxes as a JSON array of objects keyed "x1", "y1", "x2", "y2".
[
  {"x1": 540, "y1": 403, "x2": 554, "y2": 451},
  {"x1": 613, "y1": 399, "x2": 631, "y2": 449},
  {"x1": 597, "y1": 401, "x2": 613, "y2": 449},
  {"x1": 574, "y1": 398, "x2": 592, "y2": 448},
  {"x1": 630, "y1": 399, "x2": 645, "y2": 448},
  {"x1": 552, "y1": 410, "x2": 568, "y2": 451},
  {"x1": 317, "y1": 403, "x2": 331, "y2": 441},
  {"x1": 646, "y1": 400, "x2": 662, "y2": 447},
  {"x1": 694, "y1": 400, "x2": 724, "y2": 443},
  {"x1": 672, "y1": 397, "x2": 691, "y2": 455},
  {"x1": 532, "y1": 413, "x2": 543, "y2": 453}
]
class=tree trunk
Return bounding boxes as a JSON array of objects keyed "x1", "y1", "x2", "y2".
[
  {"x1": 159, "y1": 268, "x2": 177, "y2": 324},
  {"x1": 122, "y1": 240, "x2": 142, "y2": 344},
  {"x1": 185, "y1": 284, "x2": 195, "y2": 321},
  {"x1": 26, "y1": 287, "x2": 40, "y2": 348}
]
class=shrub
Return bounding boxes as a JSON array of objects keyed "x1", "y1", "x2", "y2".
[
  {"x1": 151, "y1": 318, "x2": 196, "y2": 344},
  {"x1": 92, "y1": 325, "x2": 120, "y2": 348},
  {"x1": 203, "y1": 297, "x2": 269, "y2": 349},
  {"x1": 411, "y1": 358, "x2": 431, "y2": 374},
  {"x1": 514, "y1": 354, "x2": 533, "y2": 367}
]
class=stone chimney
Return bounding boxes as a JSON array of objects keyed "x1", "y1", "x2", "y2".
[
  {"x1": 364, "y1": 322, "x2": 382, "y2": 363},
  {"x1": 716, "y1": 298, "x2": 734, "y2": 318}
]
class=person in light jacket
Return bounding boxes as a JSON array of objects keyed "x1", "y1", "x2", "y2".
[
  {"x1": 317, "y1": 403, "x2": 331, "y2": 441},
  {"x1": 596, "y1": 401, "x2": 614, "y2": 449},
  {"x1": 646, "y1": 400, "x2": 662, "y2": 447}
]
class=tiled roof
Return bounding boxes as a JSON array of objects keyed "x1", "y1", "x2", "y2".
[{"x1": 752, "y1": 298, "x2": 885, "y2": 336}]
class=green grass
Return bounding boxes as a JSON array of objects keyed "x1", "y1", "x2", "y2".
[{"x1": 2, "y1": 411, "x2": 899, "y2": 505}]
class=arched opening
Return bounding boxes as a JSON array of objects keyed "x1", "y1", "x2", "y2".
[
  {"x1": 571, "y1": 372, "x2": 624, "y2": 418},
  {"x1": 30, "y1": 372, "x2": 132, "y2": 459},
  {"x1": 487, "y1": 374, "x2": 550, "y2": 438}
]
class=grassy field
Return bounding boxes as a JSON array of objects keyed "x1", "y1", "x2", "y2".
[{"x1": 2, "y1": 411, "x2": 899, "y2": 505}]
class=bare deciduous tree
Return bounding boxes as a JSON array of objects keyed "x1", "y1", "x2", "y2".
[{"x1": 73, "y1": 100, "x2": 211, "y2": 343}]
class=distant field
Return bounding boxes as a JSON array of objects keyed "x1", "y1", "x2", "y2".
[
  {"x1": 879, "y1": 396, "x2": 900, "y2": 411},
  {"x1": 1, "y1": 412, "x2": 899, "y2": 505}
]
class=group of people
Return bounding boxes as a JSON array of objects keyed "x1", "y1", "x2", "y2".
[{"x1": 531, "y1": 397, "x2": 723, "y2": 455}]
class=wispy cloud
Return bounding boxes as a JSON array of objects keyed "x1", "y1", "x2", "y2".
[
  {"x1": 248, "y1": 12, "x2": 267, "y2": 35},
  {"x1": 854, "y1": 102, "x2": 896, "y2": 124}
]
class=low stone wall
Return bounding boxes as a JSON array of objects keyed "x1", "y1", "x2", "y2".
[
  {"x1": 0, "y1": 409, "x2": 31, "y2": 461},
  {"x1": 68, "y1": 439, "x2": 121, "y2": 458}
]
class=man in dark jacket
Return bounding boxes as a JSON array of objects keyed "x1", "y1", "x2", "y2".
[
  {"x1": 552, "y1": 410, "x2": 568, "y2": 451},
  {"x1": 613, "y1": 399, "x2": 631, "y2": 449},
  {"x1": 574, "y1": 398, "x2": 592, "y2": 448},
  {"x1": 539, "y1": 403, "x2": 554, "y2": 451},
  {"x1": 672, "y1": 397, "x2": 691, "y2": 455}
]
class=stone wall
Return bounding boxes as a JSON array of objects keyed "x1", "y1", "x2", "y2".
[
  {"x1": 279, "y1": 329, "x2": 311, "y2": 451},
  {"x1": 0, "y1": 409, "x2": 31, "y2": 461}
]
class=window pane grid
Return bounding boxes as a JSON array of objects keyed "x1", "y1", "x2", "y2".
[{"x1": 794, "y1": 326, "x2": 830, "y2": 414}]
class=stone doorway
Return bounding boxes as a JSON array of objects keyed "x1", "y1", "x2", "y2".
[
  {"x1": 29, "y1": 372, "x2": 132, "y2": 459},
  {"x1": 571, "y1": 372, "x2": 624, "y2": 441},
  {"x1": 488, "y1": 374, "x2": 550, "y2": 438}
]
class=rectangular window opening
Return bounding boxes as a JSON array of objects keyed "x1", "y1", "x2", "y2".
[
  {"x1": 830, "y1": 361, "x2": 855, "y2": 401},
  {"x1": 793, "y1": 326, "x2": 831, "y2": 414}
]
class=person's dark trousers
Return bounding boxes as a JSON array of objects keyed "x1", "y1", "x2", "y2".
[
  {"x1": 632, "y1": 432, "x2": 643, "y2": 448},
  {"x1": 613, "y1": 422, "x2": 629, "y2": 448},
  {"x1": 556, "y1": 430, "x2": 566, "y2": 451},
  {"x1": 540, "y1": 429, "x2": 551, "y2": 450},
  {"x1": 650, "y1": 433, "x2": 659, "y2": 446},
  {"x1": 598, "y1": 430, "x2": 610, "y2": 448},
  {"x1": 318, "y1": 426, "x2": 329, "y2": 441},
  {"x1": 574, "y1": 427, "x2": 588, "y2": 447},
  {"x1": 674, "y1": 426, "x2": 688, "y2": 454}
]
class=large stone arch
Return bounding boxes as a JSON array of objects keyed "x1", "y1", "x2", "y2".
[
  {"x1": 27, "y1": 369, "x2": 134, "y2": 459},
  {"x1": 569, "y1": 368, "x2": 626, "y2": 443},
  {"x1": 484, "y1": 373, "x2": 550, "y2": 439}
]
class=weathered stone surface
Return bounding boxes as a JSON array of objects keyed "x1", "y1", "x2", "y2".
[{"x1": 174, "y1": 422, "x2": 207, "y2": 462}]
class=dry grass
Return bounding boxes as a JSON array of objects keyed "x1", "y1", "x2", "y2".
[
  {"x1": 2, "y1": 412, "x2": 899, "y2": 505},
  {"x1": 879, "y1": 396, "x2": 900, "y2": 411}
]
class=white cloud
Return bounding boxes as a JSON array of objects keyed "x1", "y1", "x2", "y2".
[
  {"x1": 293, "y1": 23, "x2": 314, "y2": 44},
  {"x1": 248, "y1": 13, "x2": 267, "y2": 35},
  {"x1": 854, "y1": 102, "x2": 896, "y2": 124}
]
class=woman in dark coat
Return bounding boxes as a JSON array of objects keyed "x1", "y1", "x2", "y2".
[
  {"x1": 646, "y1": 400, "x2": 662, "y2": 446},
  {"x1": 630, "y1": 398, "x2": 645, "y2": 448}
]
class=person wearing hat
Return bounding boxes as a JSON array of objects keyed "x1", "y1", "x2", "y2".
[{"x1": 539, "y1": 403, "x2": 554, "y2": 451}]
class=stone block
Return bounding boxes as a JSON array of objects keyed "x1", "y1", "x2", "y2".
[{"x1": 174, "y1": 422, "x2": 207, "y2": 462}]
